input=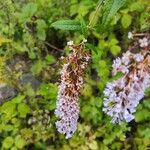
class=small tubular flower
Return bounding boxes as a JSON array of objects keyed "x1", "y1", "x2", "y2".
[
  {"x1": 103, "y1": 34, "x2": 150, "y2": 123},
  {"x1": 128, "y1": 32, "x2": 133, "y2": 39},
  {"x1": 55, "y1": 40, "x2": 90, "y2": 138},
  {"x1": 139, "y1": 37, "x2": 148, "y2": 47}
]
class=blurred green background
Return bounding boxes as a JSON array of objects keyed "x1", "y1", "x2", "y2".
[{"x1": 0, "y1": 0, "x2": 150, "y2": 149}]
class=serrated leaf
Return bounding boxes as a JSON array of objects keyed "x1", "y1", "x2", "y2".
[
  {"x1": 80, "y1": 17, "x2": 88, "y2": 37},
  {"x1": 101, "y1": 0, "x2": 127, "y2": 31},
  {"x1": 51, "y1": 20, "x2": 81, "y2": 30}
]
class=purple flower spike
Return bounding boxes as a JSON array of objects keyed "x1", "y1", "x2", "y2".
[{"x1": 55, "y1": 40, "x2": 90, "y2": 138}]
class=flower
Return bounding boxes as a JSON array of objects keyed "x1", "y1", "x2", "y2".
[
  {"x1": 67, "y1": 40, "x2": 74, "y2": 46},
  {"x1": 55, "y1": 40, "x2": 90, "y2": 138},
  {"x1": 83, "y1": 38, "x2": 87, "y2": 43},
  {"x1": 103, "y1": 38, "x2": 150, "y2": 123},
  {"x1": 112, "y1": 56, "x2": 129, "y2": 75},
  {"x1": 139, "y1": 37, "x2": 148, "y2": 47},
  {"x1": 128, "y1": 32, "x2": 133, "y2": 39},
  {"x1": 133, "y1": 53, "x2": 144, "y2": 62}
]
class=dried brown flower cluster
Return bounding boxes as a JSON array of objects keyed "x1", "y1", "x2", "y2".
[{"x1": 55, "y1": 40, "x2": 90, "y2": 138}]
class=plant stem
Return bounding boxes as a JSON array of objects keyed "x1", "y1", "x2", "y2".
[{"x1": 44, "y1": 42, "x2": 63, "y2": 51}]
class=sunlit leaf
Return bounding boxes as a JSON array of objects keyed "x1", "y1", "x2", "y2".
[{"x1": 0, "y1": 37, "x2": 12, "y2": 45}]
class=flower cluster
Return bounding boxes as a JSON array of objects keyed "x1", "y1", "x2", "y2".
[
  {"x1": 103, "y1": 34, "x2": 150, "y2": 123},
  {"x1": 55, "y1": 40, "x2": 90, "y2": 138}
]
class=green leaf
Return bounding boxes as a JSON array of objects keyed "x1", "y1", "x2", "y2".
[
  {"x1": 51, "y1": 20, "x2": 81, "y2": 30},
  {"x1": 20, "y1": 128, "x2": 33, "y2": 140},
  {"x1": 3, "y1": 137, "x2": 14, "y2": 149},
  {"x1": 0, "y1": 101, "x2": 17, "y2": 120},
  {"x1": 110, "y1": 45, "x2": 121, "y2": 55},
  {"x1": 0, "y1": 37, "x2": 12, "y2": 46},
  {"x1": 15, "y1": 136, "x2": 25, "y2": 149},
  {"x1": 141, "y1": 128, "x2": 150, "y2": 138},
  {"x1": 135, "y1": 109, "x2": 150, "y2": 122},
  {"x1": 31, "y1": 60, "x2": 44, "y2": 75},
  {"x1": 38, "y1": 83, "x2": 57, "y2": 100},
  {"x1": 81, "y1": 84, "x2": 92, "y2": 97},
  {"x1": 129, "y1": 2, "x2": 145, "y2": 12},
  {"x1": 121, "y1": 13, "x2": 132, "y2": 28},
  {"x1": 19, "y1": 2, "x2": 38, "y2": 23},
  {"x1": 88, "y1": 141, "x2": 98, "y2": 150},
  {"x1": 11, "y1": 118, "x2": 21, "y2": 127},
  {"x1": 80, "y1": 17, "x2": 88, "y2": 37},
  {"x1": 143, "y1": 100, "x2": 150, "y2": 109},
  {"x1": 24, "y1": 84, "x2": 35, "y2": 97},
  {"x1": 86, "y1": 43, "x2": 98, "y2": 54},
  {"x1": 0, "y1": 124, "x2": 14, "y2": 132},
  {"x1": 27, "y1": 49, "x2": 37, "y2": 59},
  {"x1": 12, "y1": 95, "x2": 25, "y2": 104},
  {"x1": 11, "y1": 147, "x2": 18, "y2": 150},
  {"x1": 109, "y1": 38, "x2": 119, "y2": 46},
  {"x1": 18, "y1": 103, "x2": 30, "y2": 118},
  {"x1": 45, "y1": 55, "x2": 56, "y2": 64},
  {"x1": 101, "y1": 0, "x2": 127, "y2": 30},
  {"x1": 36, "y1": 19, "x2": 47, "y2": 40},
  {"x1": 140, "y1": 12, "x2": 150, "y2": 30}
]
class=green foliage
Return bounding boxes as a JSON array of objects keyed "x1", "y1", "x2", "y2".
[
  {"x1": 0, "y1": 0, "x2": 149, "y2": 149},
  {"x1": 121, "y1": 13, "x2": 132, "y2": 28},
  {"x1": 2, "y1": 137, "x2": 14, "y2": 149},
  {"x1": 0, "y1": 37, "x2": 12, "y2": 45},
  {"x1": 36, "y1": 19, "x2": 47, "y2": 40},
  {"x1": 101, "y1": 0, "x2": 127, "y2": 31},
  {"x1": 17, "y1": 103, "x2": 30, "y2": 118},
  {"x1": 51, "y1": 20, "x2": 82, "y2": 31},
  {"x1": 18, "y1": 2, "x2": 38, "y2": 24},
  {"x1": 14, "y1": 136, "x2": 25, "y2": 149},
  {"x1": 0, "y1": 57, "x2": 7, "y2": 83}
]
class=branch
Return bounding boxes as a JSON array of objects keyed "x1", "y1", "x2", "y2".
[{"x1": 44, "y1": 42, "x2": 63, "y2": 51}]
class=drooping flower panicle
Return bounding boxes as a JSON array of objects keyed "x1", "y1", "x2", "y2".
[
  {"x1": 103, "y1": 33, "x2": 150, "y2": 123},
  {"x1": 55, "y1": 40, "x2": 90, "y2": 138}
]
